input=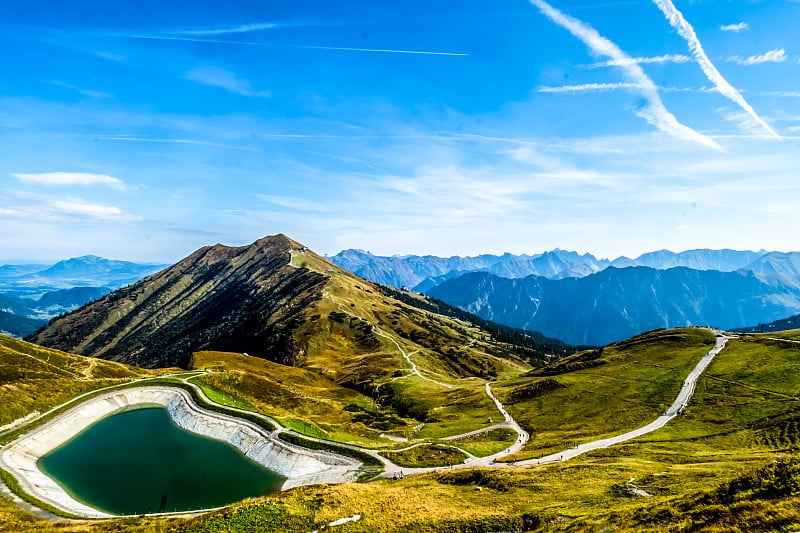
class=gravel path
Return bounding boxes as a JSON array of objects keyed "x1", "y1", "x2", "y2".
[{"x1": 514, "y1": 332, "x2": 734, "y2": 466}]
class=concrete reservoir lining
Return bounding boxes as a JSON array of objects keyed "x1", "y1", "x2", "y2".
[{"x1": 0, "y1": 386, "x2": 362, "y2": 518}]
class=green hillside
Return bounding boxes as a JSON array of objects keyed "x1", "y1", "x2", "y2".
[
  {"x1": 0, "y1": 311, "x2": 45, "y2": 339},
  {"x1": 0, "y1": 335, "x2": 159, "y2": 426},
  {"x1": 494, "y1": 327, "x2": 716, "y2": 459}
]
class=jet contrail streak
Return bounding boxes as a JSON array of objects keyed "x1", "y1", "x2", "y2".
[{"x1": 651, "y1": 0, "x2": 780, "y2": 139}]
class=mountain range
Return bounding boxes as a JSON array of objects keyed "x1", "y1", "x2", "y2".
[
  {"x1": 0, "y1": 255, "x2": 167, "y2": 295},
  {"x1": 734, "y1": 312, "x2": 800, "y2": 334},
  {"x1": 32, "y1": 235, "x2": 570, "y2": 371},
  {"x1": 330, "y1": 248, "x2": 800, "y2": 290},
  {"x1": 0, "y1": 256, "x2": 167, "y2": 337},
  {"x1": 427, "y1": 266, "x2": 800, "y2": 345}
]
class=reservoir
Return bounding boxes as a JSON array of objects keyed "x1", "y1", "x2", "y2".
[{"x1": 38, "y1": 407, "x2": 285, "y2": 515}]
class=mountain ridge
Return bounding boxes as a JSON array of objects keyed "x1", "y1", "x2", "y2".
[
  {"x1": 330, "y1": 247, "x2": 800, "y2": 289},
  {"x1": 31, "y1": 234, "x2": 571, "y2": 374},
  {"x1": 426, "y1": 265, "x2": 800, "y2": 345}
]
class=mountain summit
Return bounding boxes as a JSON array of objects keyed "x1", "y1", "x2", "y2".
[
  {"x1": 32, "y1": 235, "x2": 326, "y2": 368},
  {"x1": 32, "y1": 235, "x2": 568, "y2": 375}
]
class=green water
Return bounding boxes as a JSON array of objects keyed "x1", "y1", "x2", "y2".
[{"x1": 38, "y1": 407, "x2": 285, "y2": 515}]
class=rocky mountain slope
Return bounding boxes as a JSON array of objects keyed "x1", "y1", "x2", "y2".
[{"x1": 31, "y1": 235, "x2": 326, "y2": 368}]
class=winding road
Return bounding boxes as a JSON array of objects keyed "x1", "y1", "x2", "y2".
[
  {"x1": 1, "y1": 318, "x2": 735, "y2": 520},
  {"x1": 515, "y1": 331, "x2": 734, "y2": 465},
  {"x1": 320, "y1": 286, "x2": 734, "y2": 474},
  {"x1": 371, "y1": 328, "x2": 453, "y2": 389},
  {"x1": 323, "y1": 287, "x2": 453, "y2": 389}
]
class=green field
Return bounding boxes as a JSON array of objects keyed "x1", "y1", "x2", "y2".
[
  {"x1": 380, "y1": 444, "x2": 469, "y2": 468},
  {"x1": 452, "y1": 428, "x2": 518, "y2": 457}
]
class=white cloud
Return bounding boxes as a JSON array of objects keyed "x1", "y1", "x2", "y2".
[
  {"x1": 528, "y1": 0, "x2": 722, "y2": 150},
  {"x1": 720, "y1": 22, "x2": 749, "y2": 32},
  {"x1": 48, "y1": 198, "x2": 141, "y2": 222},
  {"x1": 721, "y1": 110, "x2": 776, "y2": 137},
  {"x1": 11, "y1": 172, "x2": 128, "y2": 189},
  {"x1": 727, "y1": 48, "x2": 787, "y2": 65},
  {"x1": 184, "y1": 66, "x2": 271, "y2": 98},
  {"x1": 651, "y1": 0, "x2": 780, "y2": 139},
  {"x1": 590, "y1": 54, "x2": 690, "y2": 67}
]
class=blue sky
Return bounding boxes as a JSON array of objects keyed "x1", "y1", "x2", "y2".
[{"x1": 1, "y1": 0, "x2": 799, "y2": 262}]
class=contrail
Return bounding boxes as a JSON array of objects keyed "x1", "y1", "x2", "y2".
[
  {"x1": 651, "y1": 0, "x2": 780, "y2": 139},
  {"x1": 122, "y1": 34, "x2": 468, "y2": 56},
  {"x1": 175, "y1": 23, "x2": 279, "y2": 36},
  {"x1": 538, "y1": 82, "x2": 644, "y2": 92},
  {"x1": 529, "y1": 0, "x2": 722, "y2": 150},
  {"x1": 589, "y1": 54, "x2": 690, "y2": 68}
]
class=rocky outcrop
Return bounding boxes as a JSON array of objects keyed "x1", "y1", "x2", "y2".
[{"x1": 0, "y1": 386, "x2": 362, "y2": 518}]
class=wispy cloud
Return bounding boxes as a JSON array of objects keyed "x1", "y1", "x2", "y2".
[
  {"x1": 174, "y1": 22, "x2": 279, "y2": 36},
  {"x1": 258, "y1": 194, "x2": 325, "y2": 212},
  {"x1": 528, "y1": 0, "x2": 721, "y2": 150},
  {"x1": 727, "y1": 48, "x2": 787, "y2": 65},
  {"x1": 651, "y1": 0, "x2": 780, "y2": 139},
  {"x1": 48, "y1": 198, "x2": 141, "y2": 221},
  {"x1": 95, "y1": 135, "x2": 260, "y2": 152},
  {"x1": 94, "y1": 50, "x2": 126, "y2": 62},
  {"x1": 11, "y1": 172, "x2": 128, "y2": 190},
  {"x1": 47, "y1": 80, "x2": 111, "y2": 99},
  {"x1": 720, "y1": 22, "x2": 749, "y2": 32},
  {"x1": 184, "y1": 66, "x2": 271, "y2": 97},
  {"x1": 589, "y1": 54, "x2": 690, "y2": 68},
  {"x1": 282, "y1": 44, "x2": 468, "y2": 56},
  {"x1": 538, "y1": 82, "x2": 717, "y2": 94},
  {"x1": 538, "y1": 82, "x2": 644, "y2": 93},
  {"x1": 120, "y1": 34, "x2": 469, "y2": 56}
]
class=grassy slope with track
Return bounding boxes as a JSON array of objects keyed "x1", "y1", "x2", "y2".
[
  {"x1": 4, "y1": 326, "x2": 800, "y2": 531},
  {"x1": 493, "y1": 327, "x2": 716, "y2": 459},
  {"x1": 0, "y1": 335, "x2": 159, "y2": 426}
]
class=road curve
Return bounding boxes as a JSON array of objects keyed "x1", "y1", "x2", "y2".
[
  {"x1": 476, "y1": 383, "x2": 529, "y2": 465},
  {"x1": 515, "y1": 331, "x2": 734, "y2": 466}
]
